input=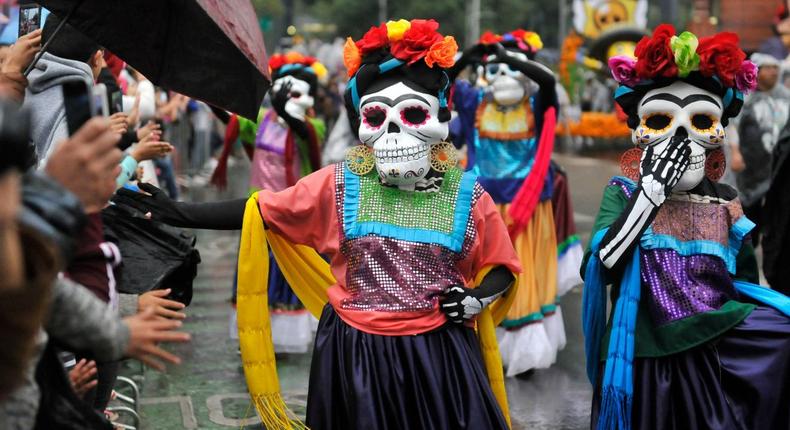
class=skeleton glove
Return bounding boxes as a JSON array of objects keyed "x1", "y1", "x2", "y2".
[
  {"x1": 271, "y1": 81, "x2": 309, "y2": 139},
  {"x1": 639, "y1": 135, "x2": 692, "y2": 207},
  {"x1": 439, "y1": 266, "x2": 513, "y2": 324}
]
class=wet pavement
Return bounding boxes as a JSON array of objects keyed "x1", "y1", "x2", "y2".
[{"x1": 131, "y1": 153, "x2": 621, "y2": 429}]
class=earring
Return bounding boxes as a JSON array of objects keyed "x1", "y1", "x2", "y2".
[
  {"x1": 430, "y1": 142, "x2": 458, "y2": 173},
  {"x1": 345, "y1": 145, "x2": 375, "y2": 176},
  {"x1": 620, "y1": 147, "x2": 643, "y2": 182},
  {"x1": 705, "y1": 148, "x2": 726, "y2": 182}
]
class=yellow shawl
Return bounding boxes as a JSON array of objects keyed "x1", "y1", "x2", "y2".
[{"x1": 237, "y1": 193, "x2": 517, "y2": 429}]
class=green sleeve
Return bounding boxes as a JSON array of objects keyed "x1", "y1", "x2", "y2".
[
  {"x1": 581, "y1": 184, "x2": 630, "y2": 278},
  {"x1": 237, "y1": 108, "x2": 266, "y2": 145},
  {"x1": 308, "y1": 117, "x2": 326, "y2": 143},
  {"x1": 734, "y1": 242, "x2": 759, "y2": 284}
]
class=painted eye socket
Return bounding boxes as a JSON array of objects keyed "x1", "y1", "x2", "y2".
[
  {"x1": 691, "y1": 113, "x2": 715, "y2": 131},
  {"x1": 644, "y1": 113, "x2": 672, "y2": 131},
  {"x1": 401, "y1": 106, "x2": 430, "y2": 126},
  {"x1": 486, "y1": 64, "x2": 500, "y2": 75},
  {"x1": 362, "y1": 106, "x2": 386, "y2": 128}
]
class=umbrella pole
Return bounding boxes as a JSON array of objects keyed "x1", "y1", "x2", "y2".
[{"x1": 24, "y1": 0, "x2": 85, "y2": 76}]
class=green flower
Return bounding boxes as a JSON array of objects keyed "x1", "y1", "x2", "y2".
[{"x1": 670, "y1": 31, "x2": 701, "y2": 77}]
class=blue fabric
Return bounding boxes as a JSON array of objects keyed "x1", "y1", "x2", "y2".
[
  {"x1": 471, "y1": 137, "x2": 538, "y2": 179},
  {"x1": 583, "y1": 228, "x2": 642, "y2": 430},
  {"x1": 734, "y1": 281, "x2": 790, "y2": 317},
  {"x1": 342, "y1": 166, "x2": 477, "y2": 253}
]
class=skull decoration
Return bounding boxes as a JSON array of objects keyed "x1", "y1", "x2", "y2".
[
  {"x1": 483, "y1": 51, "x2": 535, "y2": 106},
  {"x1": 272, "y1": 75, "x2": 314, "y2": 120},
  {"x1": 634, "y1": 81, "x2": 725, "y2": 191},
  {"x1": 358, "y1": 82, "x2": 449, "y2": 189}
]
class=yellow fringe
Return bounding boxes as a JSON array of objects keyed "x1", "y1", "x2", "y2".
[{"x1": 238, "y1": 193, "x2": 516, "y2": 428}]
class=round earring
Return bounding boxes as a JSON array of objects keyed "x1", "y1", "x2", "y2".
[
  {"x1": 430, "y1": 142, "x2": 458, "y2": 173},
  {"x1": 620, "y1": 147, "x2": 643, "y2": 182},
  {"x1": 345, "y1": 145, "x2": 375, "y2": 176},
  {"x1": 705, "y1": 148, "x2": 726, "y2": 182}
]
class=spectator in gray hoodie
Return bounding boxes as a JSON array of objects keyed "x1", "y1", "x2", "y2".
[{"x1": 23, "y1": 14, "x2": 105, "y2": 166}]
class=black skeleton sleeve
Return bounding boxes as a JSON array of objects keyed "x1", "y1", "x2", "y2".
[
  {"x1": 114, "y1": 183, "x2": 248, "y2": 230},
  {"x1": 271, "y1": 81, "x2": 309, "y2": 139},
  {"x1": 598, "y1": 136, "x2": 692, "y2": 270},
  {"x1": 439, "y1": 265, "x2": 515, "y2": 324}
]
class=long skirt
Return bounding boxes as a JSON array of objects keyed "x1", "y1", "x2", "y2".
[
  {"x1": 591, "y1": 306, "x2": 790, "y2": 429},
  {"x1": 305, "y1": 305, "x2": 508, "y2": 430}
]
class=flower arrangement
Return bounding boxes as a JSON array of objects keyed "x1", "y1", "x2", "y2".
[
  {"x1": 268, "y1": 51, "x2": 327, "y2": 80},
  {"x1": 342, "y1": 19, "x2": 458, "y2": 77},
  {"x1": 478, "y1": 29, "x2": 543, "y2": 53},
  {"x1": 608, "y1": 24, "x2": 757, "y2": 93}
]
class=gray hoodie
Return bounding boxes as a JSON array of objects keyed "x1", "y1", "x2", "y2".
[{"x1": 22, "y1": 52, "x2": 93, "y2": 168}]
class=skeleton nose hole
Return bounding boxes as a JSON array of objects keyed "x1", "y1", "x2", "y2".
[
  {"x1": 388, "y1": 122, "x2": 401, "y2": 133},
  {"x1": 675, "y1": 127, "x2": 688, "y2": 139}
]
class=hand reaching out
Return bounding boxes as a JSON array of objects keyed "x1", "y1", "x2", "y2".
[
  {"x1": 136, "y1": 120, "x2": 161, "y2": 141},
  {"x1": 123, "y1": 308, "x2": 190, "y2": 371},
  {"x1": 138, "y1": 289, "x2": 186, "y2": 320},
  {"x1": 131, "y1": 129, "x2": 172, "y2": 162},
  {"x1": 68, "y1": 359, "x2": 98, "y2": 398},
  {"x1": 109, "y1": 112, "x2": 129, "y2": 135}
]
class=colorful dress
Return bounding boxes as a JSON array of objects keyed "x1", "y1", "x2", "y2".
[
  {"x1": 237, "y1": 109, "x2": 326, "y2": 353},
  {"x1": 584, "y1": 176, "x2": 790, "y2": 430},
  {"x1": 253, "y1": 163, "x2": 521, "y2": 428},
  {"x1": 454, "y1": 80, "x2": 583, "y2": 375}
]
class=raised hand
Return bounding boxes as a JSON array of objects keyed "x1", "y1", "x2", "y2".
[
  {"x1": 639, "y1": 136, "x2": 692, "y2": 207},
  {"x1": 2, "y1": 29, "x2": 41, "y2": 75},
  {"x1": 138, "y1": 288, "x2": 186, "y2": 320},
  {"x1": 123, "y1": 308, "x2": 190, "y2": 371}
]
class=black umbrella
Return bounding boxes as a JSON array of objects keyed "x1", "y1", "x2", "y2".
[{"x1": 36, "y1": 0, "x2": 270, "y2": 118}]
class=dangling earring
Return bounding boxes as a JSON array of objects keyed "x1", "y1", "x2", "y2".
[
  {"x1": 430, "y1": 142, "x2": 458, "y2": 173},
  {"x1": 345, "y1": 145, "x2": 375, "y2": 176},
  {"x1": 705, "y1": 148, "x2": 726, "y2": 182},
  {"x1": 620, "y1": 147, "x2": 643, "y2": 182}
]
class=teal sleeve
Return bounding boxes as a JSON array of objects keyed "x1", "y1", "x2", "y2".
[
  {"x1": 581, "y1": 185, "x2": 630, "y2": 278},
  {"x1": 116, "y1": 155, "x2": 138, "y2": 189}
]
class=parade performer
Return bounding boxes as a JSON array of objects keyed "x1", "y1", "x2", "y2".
[
  {"x1": 123, "y1": 18, "x2": 520, "y2": 429},
  {"x1": 583, "y1": 25, "x2": 790, "y2": 430},
  {"x1": 212, "y1": 52, "x2": 327, "y2": 353},
  {"x1": 452, "y1": 29, "x2": 582, "y2": 376}
]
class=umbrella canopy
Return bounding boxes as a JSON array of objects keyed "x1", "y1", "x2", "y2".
[{"x1": 39, "y1": 0, "x2": 270, "y2": 118}]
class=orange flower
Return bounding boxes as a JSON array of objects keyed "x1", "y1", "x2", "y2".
[
  {"x1": 284, "y1": 51, "x2": 304, "y2": 64},
  {"x1": 425, "y1": 35, "x2": 458, "y2": 68},
  {"x1": 343, "y1": 37, "x2": 362, "y2": 77}
]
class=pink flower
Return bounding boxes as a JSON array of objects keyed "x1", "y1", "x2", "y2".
[
  {"x1": 609, "y1": 55, "x2": 639, "y2": 86},
  {"x1": 735, "y1": 60, "x2": 758, "y2": 93}
]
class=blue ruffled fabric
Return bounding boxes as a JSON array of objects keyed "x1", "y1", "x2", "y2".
[
  {"x1": 342, "y1": 166, "x2": 477, "y2": 252},
  {"x1": 734, "y1": 281, "x2": 790, "y2": 317}
]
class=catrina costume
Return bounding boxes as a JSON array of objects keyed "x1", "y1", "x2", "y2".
[
  {"x1": 126, "y1": 19, "x2": 520, "y2": 430},
  {"x1": 583, "y1": 25, "x2": 790, "y2": 430},
  {"x1": 212, "y1": 53, "x2": 326, "y2": 353},
  {"x1": 452, "y1": 30, "x2": 582, "y2": 376}
]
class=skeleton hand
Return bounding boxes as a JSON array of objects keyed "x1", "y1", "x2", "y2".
[
  {"x1": 271, "y1": 81, "x2": 292, "y2": 115},
  {"x1": 639, "y1": 136, "x2": 691, "y2": 207},
  {"x1": 440, "y1": 285, "x2": 494, "y2": 323}
]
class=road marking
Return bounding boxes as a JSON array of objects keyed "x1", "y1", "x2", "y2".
[
  {"x1": 140, "y1": 396, "x2": 198, "y2": 429},
  {"x1": 206, "y1": 393, "x2": 262, "y2": 426}
]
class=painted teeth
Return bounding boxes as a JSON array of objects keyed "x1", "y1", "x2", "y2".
[{"x1": 375, "y1": 146, "x2": 428, "y2": 163}]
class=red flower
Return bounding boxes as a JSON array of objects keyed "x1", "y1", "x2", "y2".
[
  {"x1": 697, "y1": 32, "x2": 745, "y2": 87},
  {"x1": 303, "y1": 56, "x2": 317, "y2": 66},
  {"x1": 268, "y1": 54, "x2": 285, "y2": 71},
  {"x1": 391, "y1": 19, "x2": 443, "y2": 64},
  {"x1": 509, "y1": 29, "x2": 526, "y2": 40},
  {"x1": 356, "y1": 24, "x2": 389, "y2": 55},
  {"x1": 479, "y1": 31, "x2": 502, "y2": 45},
  {"x1": 634, "y1": 24, "x2": 678, "y2": 79}
]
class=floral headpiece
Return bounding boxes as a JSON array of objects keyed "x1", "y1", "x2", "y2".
[
  {"x1": 607, "y1": 24, "x2": 757, "y2": 94},
  {"x1": 342, "y1": 19, "x2": 458, "y2": 78},
  {"x1": 269, "y1": 51, "x2": 328, "y2": 80},
  {"x1": 342, "y1": 19, "x2": 457, "y2": 116},
  {"x1": 478, "y1": 29, "x2": 544, "y2": 54}
]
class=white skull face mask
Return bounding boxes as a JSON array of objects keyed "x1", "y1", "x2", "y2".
[
  {"x1": 358, "y1": 81, "x2": 448, "y2": 189},
  {"x1": 635, "y1": 81, "x2": 725, "y2": 191},
  {"x1": 272, "y1": 75, "x2": 314, "y2": 120},
  {"x1": 484, "y1": 51, "x2": 533, "y2": 106}
]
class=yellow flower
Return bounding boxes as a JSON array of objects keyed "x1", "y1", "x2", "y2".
[
  {"x1": 524, "y1": 32, "x2": 543, "y2": 51},
  {"x1": 311, "y1": 61, "x2": 328, "y2": 80},
  {"x1": 386, "y1": 19, "x2": 411, "y2": 42}
]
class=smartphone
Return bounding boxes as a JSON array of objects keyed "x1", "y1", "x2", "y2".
[
  {"x1": 92, "y1": 83, "x2": 110, "y2": 117},
  {"x1": 62, "y1": 80, "x2": 94, "y2": 136},
  {"x1": 18, "y1": 3, "x2": 42, "y2": 38}
]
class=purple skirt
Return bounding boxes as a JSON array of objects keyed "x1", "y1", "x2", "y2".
[
  {"x1": 306, "y1": 305, "x2": 508, "y2": 430},
  {"x1": 591, "y1": 306, "x2": 790, "y2": 430}
]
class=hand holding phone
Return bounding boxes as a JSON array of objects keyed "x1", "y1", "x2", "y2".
[{"x1": 2, "y1": 29, "x2": 42, "y2": 75}]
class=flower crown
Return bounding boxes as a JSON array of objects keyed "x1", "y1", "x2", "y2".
[
  {"x1": 269, "y1": 51, "x2": 328, "y2": 80},
  {"x1": 478, "y1": 29, "x2": 543, "y2": 53},
  {"x1": 342, "y1": 19, "x2": 458, "y2": 78},
  {"x1": 608, "y1": 24, "x2": 757, "y2": 94}
]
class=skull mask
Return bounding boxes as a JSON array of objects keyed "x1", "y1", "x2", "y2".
[
  {"x1": 358, "y1": 81, "x2": 448, "y2": 189},
  {"x1": 635, "y1": 81, "x2": 725, "y2": 191},
  {"x1": 484, "y1": 51, "x2": 534, "y2": 106},
  {"x1": 272, "y1": 75, "x2": 314, "y2": 120}
]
